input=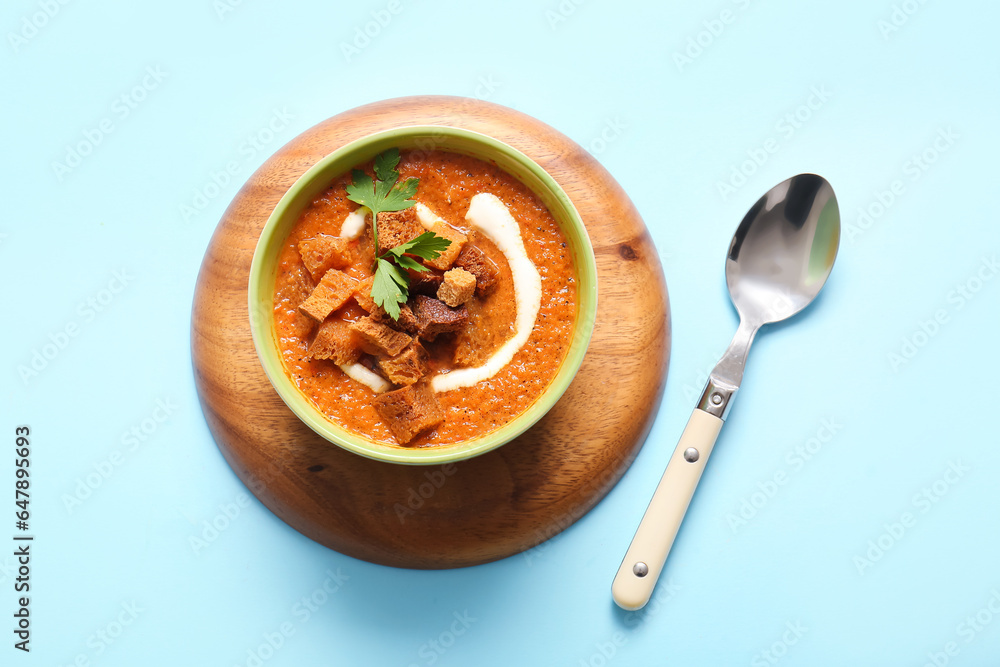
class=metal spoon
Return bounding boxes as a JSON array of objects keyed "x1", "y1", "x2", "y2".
[{"x1": 612, "y1": 173, "x2": 840, "y2": 610}]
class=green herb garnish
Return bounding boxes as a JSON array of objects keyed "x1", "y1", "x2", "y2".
[
  {"x1": 345, "y1": 149, "x2": 451, "y2": 320},
  {"x1": 345, "y1": 148, "x2": 420, "y2": 256}
]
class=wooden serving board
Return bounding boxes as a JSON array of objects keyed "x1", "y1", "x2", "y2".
[{"x1": 191, "y1": 96, "x2": 670, "y2": 569}]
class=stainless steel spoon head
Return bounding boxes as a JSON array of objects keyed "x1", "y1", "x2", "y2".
[{"x1": 726, "y1": 174, "x2": 840, "y2": 326}]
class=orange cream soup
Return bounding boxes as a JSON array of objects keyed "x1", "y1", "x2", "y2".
[{"x1": 272, "y1": 150, "x2": 577, "y2": 447}]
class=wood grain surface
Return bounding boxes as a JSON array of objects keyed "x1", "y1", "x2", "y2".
[{"x1": 190, "y1": 96, "x2": 670, "y2": 569}]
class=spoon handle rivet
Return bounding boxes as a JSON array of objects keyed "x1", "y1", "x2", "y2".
[
  {"x1": 683, "y1": 448, "x2": 699, "y2": 463},
  {"x1": 633, "y1": 562, "x2": 648, "y2": 577}
]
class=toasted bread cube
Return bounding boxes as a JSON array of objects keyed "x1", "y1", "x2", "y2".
[
  {"x1": 422, "y1": 224, "x2": 467, "y2": 271},
  {"x1": 377, "y1": 342, "x2": 428, "y2": 386},
  {"x1": 436, "y1": 268, "x2": 476, "y2": 307},
  {"x1": 304, "y1": 318, "x2": 361, "y2": 364},
  {"x1": 411, "y1": 295, "x2": 469, "y2": 341},
  {"x1": 281, "y1": 261, "x2": 316, "y2": 308},
  {"x1": 273, "y1": 261, "x2": 317, "y2": 338},
  {"x1": 354, "y1": 275, "x2": 419, "y2": 333},
  {"x1": 372, "y1": 382, "x2": 445, "y2": 444},
  {"x1": 298, "y1": 235, "x2": 351, "y2": 282},
  {"x1": 298, "y1": 269, "x2": 359, "y2": 322},
  {"x1": 454, "y1": 244, "x2": 499, "y2": 296},
  {"x1": 353, "y1": 276, "x2": 376, "y2": 312},
  {"x1": 376, "y1": 208, "x2": 424, "y2": 251},
  {"x1": 349, "y1": 316, "x2": 412, "y2": 356},
  {"x1": 407, "y1": 268, "x2": 443, "y2": 296},
  {"x1": 371, "y1": 302, "x2": 420, "y2": 334}
]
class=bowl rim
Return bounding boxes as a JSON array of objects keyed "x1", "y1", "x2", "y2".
[{"x1": 248, "y1": 125, "x2": 598, "y2": 465}]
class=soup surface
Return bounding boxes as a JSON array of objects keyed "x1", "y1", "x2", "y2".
[{"x1": 272, "y1": 149, "x2": 577, "y2": 447}]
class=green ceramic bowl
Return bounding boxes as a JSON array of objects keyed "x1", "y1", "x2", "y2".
[{"x1": 248, "y1": 126, "x2": 598, "y2": 465}]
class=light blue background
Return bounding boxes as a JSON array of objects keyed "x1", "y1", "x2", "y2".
[{"x1": 2, "y1": 0, "x2": 999, "y2": 665}]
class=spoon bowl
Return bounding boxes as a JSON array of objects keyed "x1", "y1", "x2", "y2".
[{"x1": 727, "y1": 173, "x2": 840, "y2": 326}]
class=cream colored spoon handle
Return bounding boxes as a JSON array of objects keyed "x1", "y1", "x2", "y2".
[{"x1": 612, "y1": 408, "x2": 724, "y2": 610}]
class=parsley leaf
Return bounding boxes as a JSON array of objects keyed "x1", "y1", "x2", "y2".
[
  {"x1": 345, "y1": 148, "x2": 419, "y2": 258},
  {"x1": 345, "y1": 149, "x2": 452, "y2": 321},
  {"x1": 392, "y1": 254, "x2": 427, "y2": 273},
  {"x1": 373, "y1": 149, "x2": 400, "y2": 182},
  {"x1": 345, "y1": 169, "x2": 374, "y2": 206},
  {"x1": 371, "y1": 258, "x2": 408, "y2": 320},
  {"x1": 344, "y1": 148, "x2": 420, "y2": 237},
  {"x1": 370, "y1": 230, "x2": 453, "y2": 317},
  {"x1": 385, "y1": 231, "x2": 452, "y2": 262},
  {"x1": 379, "y1": 176, "x2": 419, "y2": 213}
]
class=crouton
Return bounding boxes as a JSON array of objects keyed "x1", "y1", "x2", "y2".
[
  {"x1": 411, "y1": 295, "x2": 469, "y2": 341},
  {"x1": 273, "y1": 261, "x2": 317, "y2": 338},
  {"x1": 298, "y1": 235, "x2": 351, "y2": 282},
  {"x1": 454, "y1": 244, "x2": 499, "y2": 296},
  {"x1": 376, "y1": 208, "x2": 424, "y2": 251},
  {"x1": 377, "y1": 342, "x2": 429, "y2": 386},
  {"x1": 353, "y1": 276, "x2": 376, "y2": 312},
  {"x1": 422, "y1": 223, "x2": 467, "y2": 271},
  {"x1": 372, "y1": 381, "x2": 445, "y2": 444},
  {"x1": 437, "y1": 268, "x2": 476, "y2": 307},
  {"x1": 407, "y1": 269, "x2": 444, "y2": 296},
  {"x1": 371, "y1": 303, "x2": 420, "y2": 334},
  {"x1": 349, "y1": 316, "x2": 412, "y2": 356},
  {"x1": 279, "y1": 261, "x2": 315, "y2": 309},
  {"x1": 354, "y1": 275, "x2": 419, "y2": 333},
  {"x1": 298, "y1": 269, "x2": 359, "y2": 322},
  {"x1": 304, "y1": 319, "x2": 361, "y2": 364}
]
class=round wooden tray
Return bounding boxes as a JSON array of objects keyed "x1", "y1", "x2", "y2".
[{"x1": 191, "y1": 96, "x2": 670, "y2": 569}]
